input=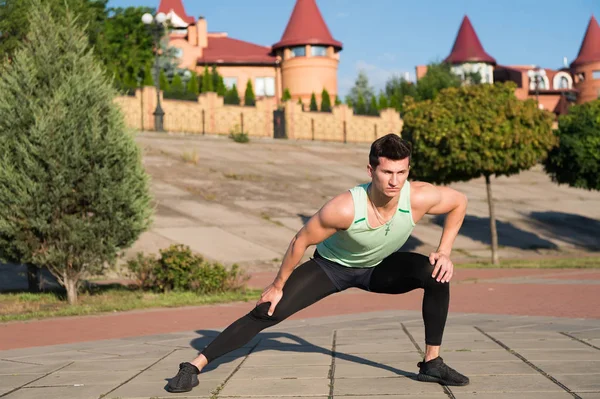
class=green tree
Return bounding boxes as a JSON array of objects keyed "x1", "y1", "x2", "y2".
[
  {"x1": 170, "y1": 74, "x2": 184, "y2": 93},
  {"x1": 201, "y1": 66, "x2": 213, "y2": 92},
  {"x1": 348, "y1": 70, "x2": 375, "y2": 107},
  {"x1": 297, "y1": 97, "x2": 304, "y2": 110},
  {"x1": 369, "y1": 95, "x2": 379, "y2": 116},
  {"x1": 385, "y1": 76, "x2": 417, "y2": 112},
  {"x1": 244, "y1": 80, "x2": 256, "y2": 106},
  {"x1": 415, "y1": 62, "x2": 462, "y2": 101},
  {"x1": 0, "y1": 0, "x2": 107, "y2": 61},
  {"x1": 0, "y1": 3, "x2": 153, "y2": 304},
  {"x1": 402, "y1": 82, "x2": 556, "y2": 265},
  {"x1": 211, "y1": 65, "x2": 220, "y2": 91},
  {"x1": 224, "y1": 84, "x2": 241, "y2": 105},
  {"x1": 142, "y1": 64, "x2": 154, "y2": 86},
  {"x1": 378, "y1": 91, "x2": 389, "y2": 110},
  {"x1": 354, "y1": 93, "x2": 367, "y2": 115},
  {"x1": 335, "y1": 95, "x2": 342, "y2": 106},
  {"x1": 544, "y1": 100, "x2": 600, "y2": 191},
  {"x1": 216, "y1": 76, "x2": 226, "y2": 97},
  {"x1": 309, "y1": 92, "x2": 318, "y2": 111},
  {"x1": 186, "y1": 71, "x2": 199, "y2": 94},
  {"x1": 159, "y1": 69, "x2": 170, "y2": 92},
  {"x1": 320, "y1": 88, "x2": 332, "y2": 112},
  {"x1": 282, "y1": 88, "x2": 292, "y2": 102}
]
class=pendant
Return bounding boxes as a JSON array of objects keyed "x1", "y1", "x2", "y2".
[{"x1": 385, "y1": 224, "x2": 391, "y2": 236}]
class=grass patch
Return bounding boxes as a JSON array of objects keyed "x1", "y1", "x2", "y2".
[
  {"x1": 0, "y1": 286, "x2": 261, "y2": 323},
  {"x1": 456, "y1": 256, "x2": 600, "y2": 269},
  {"x1": 181, "y1": 149, "x2": 200, "y2": 165},
  {"x1": 223, "y1": 172, "x2": 262, "y2": 181}
]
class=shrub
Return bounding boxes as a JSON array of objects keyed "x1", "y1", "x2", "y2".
[
  {"x1": 228, "y1": 124, "x2": 249, "y2": 143},
  {"x1": 126, "y1": 244, "x2": 249, "y2": 294}
]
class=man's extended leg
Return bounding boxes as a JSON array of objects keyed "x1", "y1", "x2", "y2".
[
  {"x1": 167, "y1": 259, "x2": 338, "y2": 393},
  {"x1": 367, "y1": 251, "x2": 468, "y2": 386}
]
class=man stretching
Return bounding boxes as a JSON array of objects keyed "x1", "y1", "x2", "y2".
[{"x1": 167, "y1": 133, "x2": 470, "y2": 392}]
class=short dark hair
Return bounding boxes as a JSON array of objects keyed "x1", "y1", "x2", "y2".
[{"x1": 369, "y1": 133, "x2": 412, "y2": 168}]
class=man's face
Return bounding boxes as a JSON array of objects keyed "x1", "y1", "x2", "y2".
[{"x1": 368, "y1": 157, "x2": 410, "y2": 198}]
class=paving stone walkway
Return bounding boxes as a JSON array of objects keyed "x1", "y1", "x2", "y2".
[{"x1": 1, "y1": 311, "x2": 599, "y2": 398}]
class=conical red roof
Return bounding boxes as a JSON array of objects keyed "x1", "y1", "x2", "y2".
[
  {"x1": 571, "y1": 16, "x2": 600, "y2": 67},
  {"x1": 272, "y1": 0, "x2": 342, "y2": 51},
  {"x1": 158, "y1": 0, "x2": 195, "y2": 25},
  {"x1": 444, "y1": 16, "x2": 496, "y2": 65}
]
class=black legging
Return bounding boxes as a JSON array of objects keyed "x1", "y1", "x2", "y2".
[{"x1": 201, "y1": 252, "x2": 449, "y2": 363}]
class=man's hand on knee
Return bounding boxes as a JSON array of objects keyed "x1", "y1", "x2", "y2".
[
  {"x1": 256, "y1": 284, "x2": 284, "y2": 316},
  {"x1": 429, "y1": 252, "x2": 454, "y2": 283}
]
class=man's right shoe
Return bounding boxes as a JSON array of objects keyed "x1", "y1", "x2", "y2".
[
  {"x1": 417, "y1": 356, "x2": 469, "y2": 386},
  {"x1": 166, "y1": 362, "x2": 200, "y2": 393}
]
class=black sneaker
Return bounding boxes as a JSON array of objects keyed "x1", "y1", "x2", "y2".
[
  {"x1": 166, "y1": 362, "x2": 200, "y2": 393},
  {"x1": 417, "y1": 356, "x2": 469, "y2": 386}
]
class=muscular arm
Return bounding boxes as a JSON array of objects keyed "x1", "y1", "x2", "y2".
[{"x1": 273, "y1": 191, "x2": 354, "y2": 289}]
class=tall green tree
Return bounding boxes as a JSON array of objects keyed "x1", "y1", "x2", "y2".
[
  {"x1": 201, "y1": 65, "x2": 213, "y2": 92},
  {"x1": 142, "y1": 64, "x2": 154, "y2": 86},
  {"x1": 354, "y1": 93, "x2": 367, "y2": 115},
  {"x1": 281, "y1": 88, "x2": 292, "y2": 102},
  {"x1": 348, "y1": 70, "x2": 375, "y2": 107},
  {"x1": 170, "y1": 74, "x2": 184, "y2": 93},
  {"x1": 0, "y1": 2, "x2": 153, "y2": 304},
  {"x1": 224, "y1": 84, "x2": 241, "y2": 105},
  {"x1": 216, "y1": 76, "x2": 226, "y2": 97},
  {"x1": 378, "y1": 91, "x2": 389, "y2": 110},
  {"x1": 544, "y1": 100, "x2": 600, "y2": 191},
  {"x1": 0, "y1": 0, "x2": 107, "y2": 61},
  {"x1": 244, "y1": 80, "x2": 256, "y2": 106},
  {"x1": 415, "y1": 62, "x2": 462, "y2": 101},
  {"x1": 186, "y1": 71, "x2": 199, "y2": 94},
  {"x1": 309, "y1": 92, "x2": 318, "y2": 111},
  {"x1": 159, "y1": 69, "x2": 170, "y2": 92},
  {"x1": 320, "y1": 88, "x2": 332, "y2": 112},
  {"x1": 369, "y1": 95, "x2": 379, "y2": 116},
  {"x1": 402, "y1": 82, "x2": 556, "y2": 264},
  {"x1": 384, "y1": 76, "x2": 417, "y2": 112}
]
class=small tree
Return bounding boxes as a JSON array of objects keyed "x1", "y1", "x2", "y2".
[
  {"x1": 369, "y1": 95, "x2": 379, "y2": 116},
  {"x1": 142, "y1": 65, "x2": 154, "y2": 87},
  {"x1": 244, "y1": 79, "x2": 256, "y2": 106},
  {"x1": 297, "y1": 97, "x2": 304, "y2": 110},
  {"x1": 201, "y1": 65, "x2": 213, "y2": 92},
  {"x1": 335, "y1": 95, "x2": 342, "y2": 106},
  {"x1": 378, "y1": 91, "x2": 389, "y2": 110},
  {"x1": 309, "y1": 92, "x2": 318, "y2": 111},
  {"x1": 170, "y1": 74, "x2": 184, "y2": 93},
  {"x1": 320, "y1": 88, "x2": 331, "y2": 112},
  {"x1": 216, "y1": 76, "x2": 226, "y2": 97},
  {"x1": 281, "y1": 88, "x2": 292, "y2": 102},
  {"x1": 224, "y1": 84, "x2": 241, "y2": 105},
  {"x1": 159, "y1": 69, "x2": 170, "y2": 92},
  {"x1": 0, "y1": 3, "x2": 153, "y2": 304},
  {"x1": 402, "y1": 82, "x2": 556, "y2": 264},
  {"x1": 186, "y1": 71, "x2": 199, "y2": 94},
  {"x1": 544, "y1": 99, "x2": 600, "y2": 191},
  {"x1": 354, "y1": 93, "x2": 367, "y2": 115},
  {"x1": 211, "y1": 65, "x2": 220, "y2": 92}
]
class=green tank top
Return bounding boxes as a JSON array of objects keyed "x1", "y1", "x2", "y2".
[{"x1": 316, "y1": 181, "x2": 416, "y2": 268}]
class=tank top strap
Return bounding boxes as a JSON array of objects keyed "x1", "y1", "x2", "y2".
[{"x1": 349, "y1": 183, "x2": 369, "y2": 224}]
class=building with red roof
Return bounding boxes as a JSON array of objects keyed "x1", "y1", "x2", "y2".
[
  {"x1": 157, "y1": 0, "x2": 342, "y2": 105},
  {"x1": 415, "y1": 14, "x2": 596, "y2": 116}
]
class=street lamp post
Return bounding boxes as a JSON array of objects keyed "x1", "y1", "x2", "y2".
[
  {"x1": 527, "y1": 67, "x2": 546, "y2": 106},
  {"x1": 142, "y1": 12, "x2": 169, "y2": 132}
]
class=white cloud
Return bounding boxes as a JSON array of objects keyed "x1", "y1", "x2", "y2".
[{"x1": 336, "y1": 11, "x2": 350, "y2": 19}]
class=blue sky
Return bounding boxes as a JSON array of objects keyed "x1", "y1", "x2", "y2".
[{"x1": 108, "y1": 0, "x2": 599, "y2": 98}]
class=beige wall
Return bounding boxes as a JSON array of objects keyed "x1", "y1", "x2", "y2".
[
  {"x1": 284, "y1": 101, "x2": 403, "y2": 143},
  {"x1": 170, "y1": 38, "x2": 202, "y2": 70},
  {"x1": 572, "y1": 61, "x2": 600, "y2": 104},
  {"x1": 115, "y1": 88, "x2": 403, "y2": 144}
]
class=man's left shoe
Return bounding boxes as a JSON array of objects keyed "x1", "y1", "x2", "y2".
[{"x1": 417, "y1": 356, "x2": 469, "y2": 386}]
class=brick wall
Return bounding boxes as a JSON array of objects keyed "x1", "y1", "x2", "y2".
[{"x1": 115, "y1": 87, "x2": 403, "y2": 143}]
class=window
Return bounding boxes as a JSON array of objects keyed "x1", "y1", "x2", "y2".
[
  {"x1": 255, "y1": 77, "x2": 275, "y2": 97},
  {"x1": 223, "y1": 77, "x2": 238, "y2": 89},
  {"x1": 311, "y1": 45, "x2": 327, "y2": 57},
  {"x1": 593, "y1": 71, "x2": 600, "y2": 80},
  {"x1": 558, "y1": 76, "x2": 569, "y2": 89},
  {"x1": 290, "y1": 46, "x2": 306, "y2": 57}
]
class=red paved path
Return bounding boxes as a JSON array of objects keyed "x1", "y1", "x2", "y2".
[{"x1": 1, "y1": 269, "x2": 599, "y2": 351}]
